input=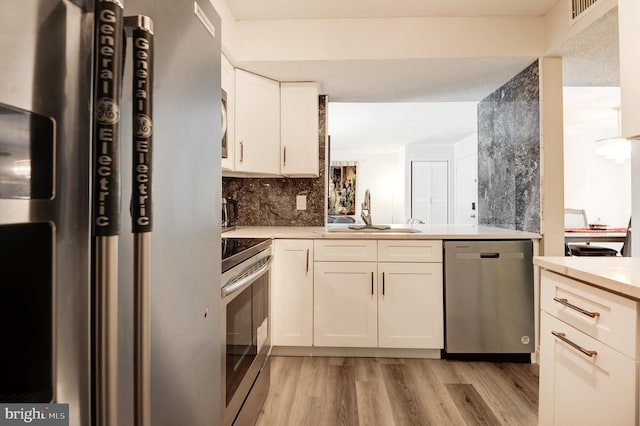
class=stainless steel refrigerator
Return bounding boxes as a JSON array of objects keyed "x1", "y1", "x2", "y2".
[{"x1": 0, "y1": 1, "x2": 222, "y2": 425}]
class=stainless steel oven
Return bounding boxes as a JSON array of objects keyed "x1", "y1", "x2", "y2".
[{"x1": 221, "y1": 238, "x2": 272, "y2": 426}]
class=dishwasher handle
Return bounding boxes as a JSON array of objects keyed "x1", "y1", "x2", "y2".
[{"x1": 480, "y1": 252, "x2": 500, "y2": 258}]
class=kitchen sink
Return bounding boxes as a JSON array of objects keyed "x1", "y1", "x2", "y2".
[{"x1": 327, "y1": 226, "x2": 422, "y2": 233}]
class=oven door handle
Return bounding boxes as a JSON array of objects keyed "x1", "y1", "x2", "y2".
[{"x1": 221, "y1": 255, "x2": 273, "y2": 298}]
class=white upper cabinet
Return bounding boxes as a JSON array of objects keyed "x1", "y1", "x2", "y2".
[
  {"x1": 221, "y1": 63, "x2": 319, "y2": 177},
  {"x1": 234, "y1": 68, "x2": 281, "y2": 175},
  {"x1": 280, "y1": 82, "x2": 319, "y2": 177},
  {"x1": 221, "y1": 54, "x2": 235, "y2": 172}
]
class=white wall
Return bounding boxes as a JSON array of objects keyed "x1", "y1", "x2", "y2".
[
  {"x1": 453, "y1": 134, "x2": 478, "y2": 224},
  {"x1": 229, "y1": 17, "x2": 544, "y2": 63},
  {"x1": 619, "y1": 0, "x2": 640, "y2": 255},
  {"x1": 563, "y1": 87, "x2": 631, "y2": 228},
  {"x1": 564, "y1": 132, "x2": 631, "y2": 227},
  {"x1": 331, "y1": 149, "x2": 404, "y2": 224},
  {"x1": 544, "y1": 0, "x2": 617, "y2": 55}
]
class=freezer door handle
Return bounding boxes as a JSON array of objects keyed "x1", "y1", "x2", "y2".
[
  {"x1": 126, "y1": 15, "x2": 154, "y2": 234},
  {"x1": 125, "y1": 14, "x2": 155, "y2": 426},
  {"x1": 93, "y1": 1, "x2": 125, "y2": 425}
]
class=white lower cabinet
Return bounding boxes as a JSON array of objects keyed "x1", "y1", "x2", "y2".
[
  {"x1": 378, "y1": 262, "x2": 443, "y2": 349},
  {"x1": 313, "y1": 261, "x2": 378, "y2": 347},
  {"x1": 312, "y1": 239, "x2": 444, "y2": 349},
  {"x1": 539, "y1": 311, "x2": 635, "y2": 425},
  {"x1": 539, "y1": 269, "x2": 640, "y2": 425},
  {"x1": 272, "y1": 240, "x2": 313, "y2": 346}
]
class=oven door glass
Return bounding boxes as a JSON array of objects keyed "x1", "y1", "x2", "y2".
[{"x1": 224, "y1": 270, "x2": 268, "y2": 406}]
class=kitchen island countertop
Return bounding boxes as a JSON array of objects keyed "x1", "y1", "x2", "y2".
[
  {"x1": 534, "y1": 256, "x2": 640, "y2": 300},
  {"x1": 223, "y1": 224, "x2": 541, "y2": 240}
]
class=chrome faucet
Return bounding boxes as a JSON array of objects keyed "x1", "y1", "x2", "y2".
[{"x1": 361, "y1": 189, "x2": 372, "y2": 227}]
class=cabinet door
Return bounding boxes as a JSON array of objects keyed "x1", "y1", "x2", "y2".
[
  {"x1": 280, "y1": 82, "x2": 319, "y2": 177},
  {"x1": 234, "y1": 69, "x2": 280, "y2": 175},
  {"x1": 378, "y1": 262, "x2": 443, "y2": 349},
  {"x1": 314, "y1": 262, "x2": 377, "y2": 347},
  {"x1": 221, "y1": 54, "x2": 235, "y2": 172},
  {"x1": 539, "y1": 312, "x2": 636, "y2": 425},
  {"x1": 272, "y1": 240, "x2": 313, "y2": 346}
]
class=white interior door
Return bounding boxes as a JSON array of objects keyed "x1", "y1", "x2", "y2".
[
  {"x1": 455, "y1": 153, "x2": 478, "y2": 224},
  {"x1": 411, "y1": 161, "x2": 448, "y2": 224}
]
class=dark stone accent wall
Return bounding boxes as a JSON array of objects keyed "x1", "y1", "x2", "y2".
[
  {"x1": 478, "y1": 61, "x2": 540, "y2": 233},
  {"x1": 222, "y1": 95, "x2": 326, "y2": 226}
]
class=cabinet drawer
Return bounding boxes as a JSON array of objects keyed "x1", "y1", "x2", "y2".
[
  {"x1": 541, "y1": 269, "x2": 638, "y2": 359},
  {"x1": 539, "y1": 312, "x2": 636, "y2": 425},
  {"x1": 314, "y1": 240, "x2": 376, "y2": 262},
  {"x1": 378, "y1": 240, "x2": 442, "y2": 263}
]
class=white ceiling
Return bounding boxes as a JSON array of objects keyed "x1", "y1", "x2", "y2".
[
  {"x1": 243, "y1": 57, "x2": 538, "y2": 103},
  {"x1": 227, "y1": 0, "x2": 559, "y2": 21}
]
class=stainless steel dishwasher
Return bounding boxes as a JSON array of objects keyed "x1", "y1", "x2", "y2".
[{"x1": 443, "y1": 240, "x2": 534, "y2": 359}]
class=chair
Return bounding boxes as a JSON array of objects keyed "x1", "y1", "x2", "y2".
[
  {"x1": 564, "y1": 208, "x2": 619, "y2": 256},
  {"x1": 621, "y1": 218, "x2": 632, "y2": 257},
  {"x1": 564, "y1": 208, "x2": 589, "y2": 228}
]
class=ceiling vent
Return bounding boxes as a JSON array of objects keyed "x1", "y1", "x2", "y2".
[{"x1": 571, "y1": 0, "x2": 600, "y2": 21}]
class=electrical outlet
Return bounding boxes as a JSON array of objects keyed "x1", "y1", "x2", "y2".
[{"x1": 296, "y1": 194, "x2": 307, "y2": 210}]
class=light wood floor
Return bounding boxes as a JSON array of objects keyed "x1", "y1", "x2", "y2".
[{"x1": 256, "y1": 356, "x2": 539, "y2": 426}]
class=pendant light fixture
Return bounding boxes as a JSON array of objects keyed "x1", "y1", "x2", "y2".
[{"x1": 594, "y1": 106, "x2": 631, "y2": 164}]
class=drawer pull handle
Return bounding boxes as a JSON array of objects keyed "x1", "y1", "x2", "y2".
[
  {"x1": 553, "y1": 297, "x2": 600, "y2": 318},
  {"x1": 305, "y1": 249, "x2": 309, "y2": 273},
  {"x1": 551, "y1": 331, "x2": 598, "y2": 358}
]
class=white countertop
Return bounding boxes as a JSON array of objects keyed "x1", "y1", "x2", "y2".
[
  {"x1": 534, "y1": 256, "x2": 640, "y2": 300},
  {"x1": 223, "y1": 224, "x2": 541, "y2": 240}
]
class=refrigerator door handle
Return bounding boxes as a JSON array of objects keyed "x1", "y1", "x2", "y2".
[
  {"x1": 125, "y1": 15, "x2": 154, "y2": 426},
  {"x1": 93, "y1": 1, "x2": 125, "y2": 426}
]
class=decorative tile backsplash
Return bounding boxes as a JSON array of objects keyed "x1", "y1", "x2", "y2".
[
  {"x1": 222, "y1": 95, "x2": 327, "y2": 226},
  {"x1": 478, "y1": 61, "x2": 540, "y2": 233}
]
